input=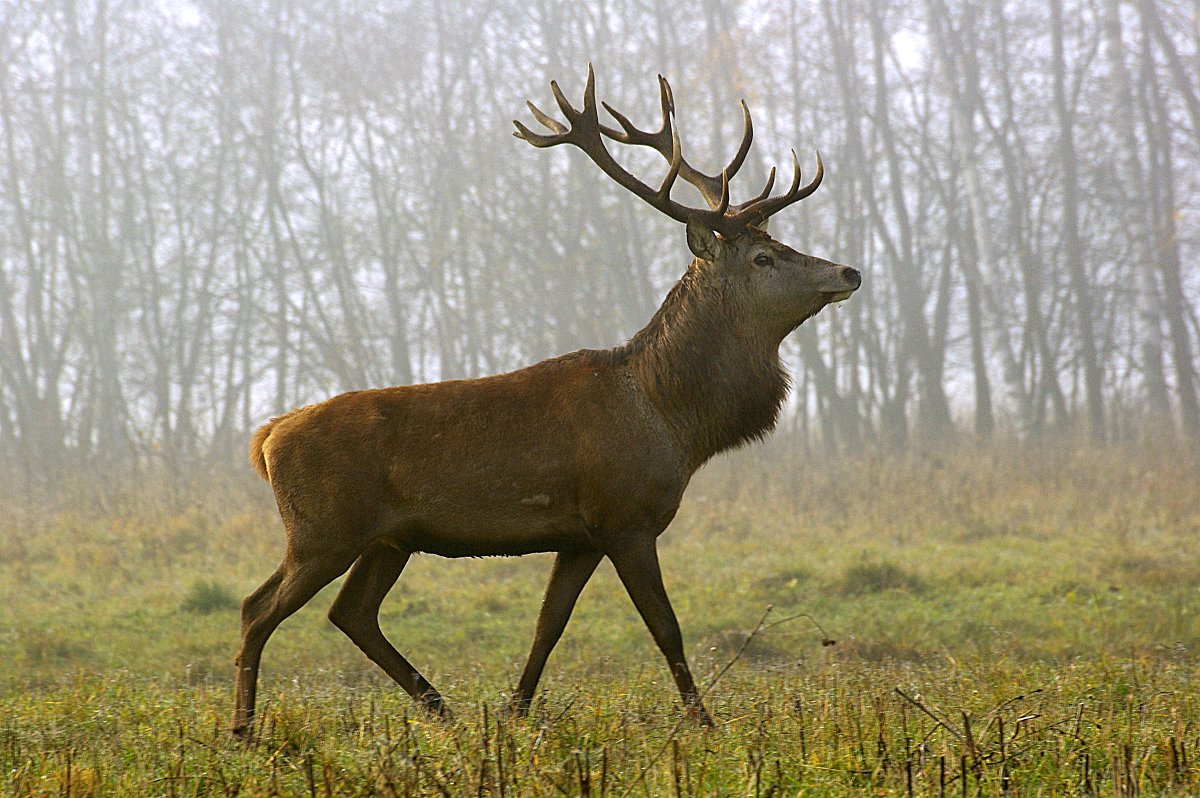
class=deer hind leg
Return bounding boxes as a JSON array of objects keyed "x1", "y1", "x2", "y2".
[
  {"x1": 509, "y1": 549, "x2": 603, "y2": 716},
  {"x1": 233, "y1": 547, "x2": 357, "y2": 738},
  {"x1": 327, "y1": 542, "x2": 450, "y2": 718},
  {"x1": 608, "y1": 540, "x2": 714, "y2": 727}
]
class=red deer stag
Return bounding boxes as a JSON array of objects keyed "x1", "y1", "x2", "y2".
[{"x1": 233, "y1": 67, "x2": 860, "y2": 736}]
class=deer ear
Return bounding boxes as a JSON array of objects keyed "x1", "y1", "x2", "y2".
[
  {"x1": 686, "y1": 217, "x2": 722, "y2": 262},
  {"x1": 751, "y1": 217, "x2": 769, "y2": 233}
]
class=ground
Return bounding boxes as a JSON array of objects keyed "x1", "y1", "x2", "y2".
[{"x1": 2, "y1": 441, "x2": 1198, "y2": 795}]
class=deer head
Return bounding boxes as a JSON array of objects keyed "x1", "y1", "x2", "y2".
[{"x1": 513, "y1": 66, "x2": 861, "y2": 343}]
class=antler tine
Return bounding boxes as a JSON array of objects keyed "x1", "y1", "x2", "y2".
[
  {"x1": 580, "y1": 64, "x2": 600, "y2": 124},
  {"x1": 724, "y1": 100, "x2": 754, "y2": 181},
  {"x1": 780, "y1": 149, "x2": 803, "y2": 198},
  {"x1": 654, "y1": 114, "x2": 684, "y2": 201},
  {"x1": 796, "y1": 151, "x2": 825, "y2": 198},
  {"x1": 512, "y1": 111, "x2": 564, "y2": 147},
  {"x1": 550, "y1": 80, "x2": 579, "y2": 121},
  {"x1": 713, "y1": 169, "x2": 731, "y2": 215},
  {"x1": 659, "y1": 74, "x2": 675, "y2": 118},
  {"x1": 730, "y1": 150, "x2": 823, "y2": 228},
  {"x1": 526, "y1": 101, "x2": 567, "y2": 134},
  {"x1": 744, "y1": 167, "x2": 777, "y2": 207}
]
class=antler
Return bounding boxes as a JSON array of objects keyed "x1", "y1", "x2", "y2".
[
  {"x1": 514, "y1": 65, "x2": 823, "y2": 237},
  {"x1": 597, "y1": 75, "x2": 749, "y2": 213}
]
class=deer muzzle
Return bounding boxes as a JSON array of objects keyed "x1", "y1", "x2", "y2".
[{"x1": 823, "y1": 266, "x2": 861, "y2": 302}]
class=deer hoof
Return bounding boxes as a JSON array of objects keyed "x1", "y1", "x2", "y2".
[
  {"x1": 686, "y1": 704, "x2": 716, "y2": 728},
  {"x1": 505, "y1": 695, "x2": 533, "y2": 719},
  {"x1": 421, "y1": 694, "x2": 453, "y2": 722}
]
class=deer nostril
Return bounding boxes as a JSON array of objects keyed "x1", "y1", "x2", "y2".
[{"x1": 842, "y1": 266, "x2": 862, "y2": 289}]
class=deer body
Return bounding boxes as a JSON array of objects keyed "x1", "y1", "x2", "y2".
[
  {"x1": 233, "y1": 69, "x2": 860, "y2": 735},
  {"x1": 252, "y1": 350, "x2": 687, "y2": 560}
]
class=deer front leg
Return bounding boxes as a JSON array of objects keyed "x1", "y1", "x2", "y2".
[
  {"x1": 607, "y1": 539, "x2": 714, "y2": 727},
  {"x1": 509, "y1": 549, "x2": 603, "y2": 715}
]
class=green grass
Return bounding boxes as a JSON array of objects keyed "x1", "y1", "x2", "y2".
[
  {"x1": 181, "y1": 580, "x2": 241, "y2": 615},
  {"x1": 2, "y1": 441, "x2": 1199, "y2": 795}
]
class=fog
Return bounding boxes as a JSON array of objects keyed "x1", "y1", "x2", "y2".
[{"x1": 1, "y1": 0, "x2": 1197, "y2": 486}]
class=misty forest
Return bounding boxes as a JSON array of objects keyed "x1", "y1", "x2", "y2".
[
  {"x1": 2, "y1": 0, "x2": 1200, "y2": 795},
  {"x1": 2, "y1": 0, "x2": 1198, "y2": 480}
]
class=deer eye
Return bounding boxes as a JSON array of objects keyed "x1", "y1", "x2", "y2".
[{"x1": 753, "y1": 253, "x2": 773, "y2": 268}]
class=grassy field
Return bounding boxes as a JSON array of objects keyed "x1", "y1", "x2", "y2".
[{"x1": 2, "y1": 441, "x2": 1198, "y2": 795}]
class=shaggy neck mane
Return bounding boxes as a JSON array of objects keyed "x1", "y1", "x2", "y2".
[{"x1": 594, "y1": 261, "x2": 790, "y2": 467}]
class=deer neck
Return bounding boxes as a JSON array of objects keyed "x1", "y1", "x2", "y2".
[{"x1": 622, "y1": 264, "x2": 790, "y2": 469}]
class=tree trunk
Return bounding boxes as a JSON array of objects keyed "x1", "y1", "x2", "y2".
[{"x1": 1050, "y1": 0, "x2": 1105, "y2": 442}]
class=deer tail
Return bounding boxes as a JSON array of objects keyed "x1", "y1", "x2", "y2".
[{"x1": 249, "y1": 419, "x2": 278, "y2": 482}]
